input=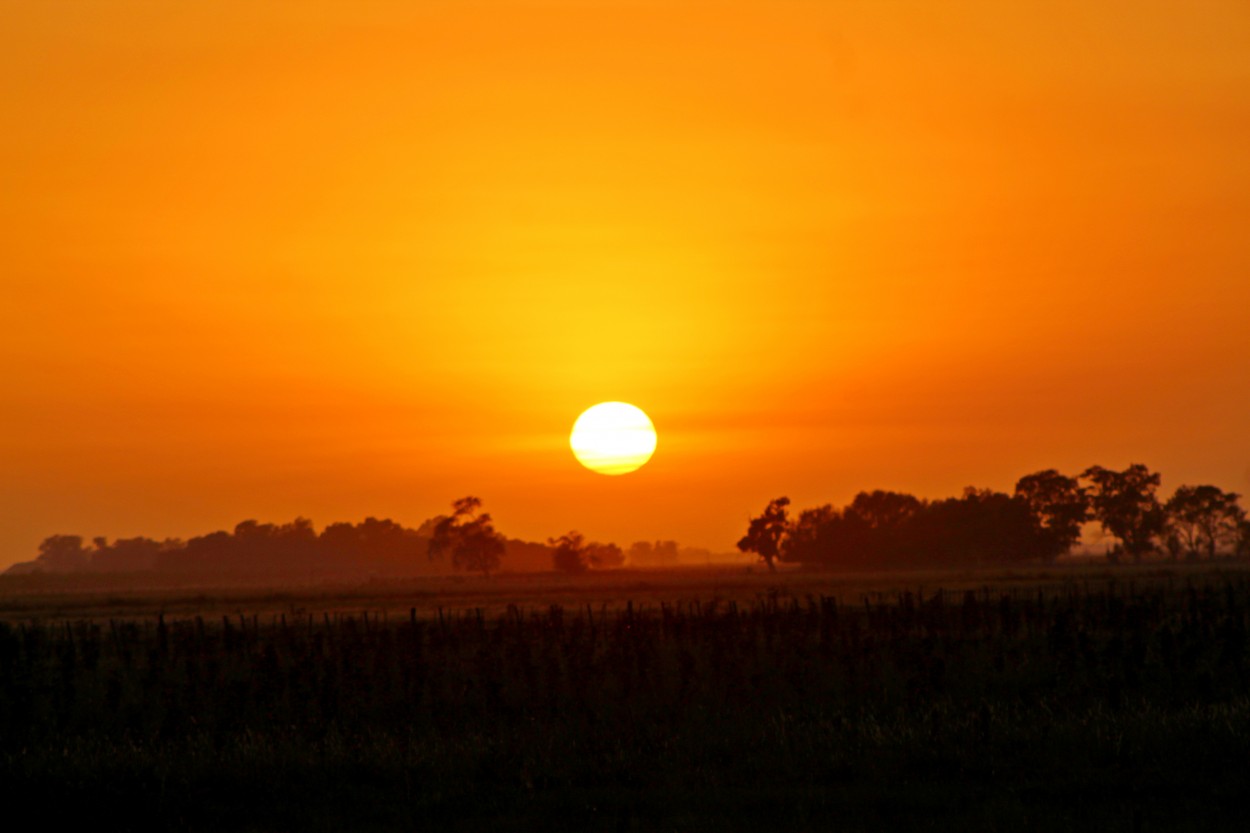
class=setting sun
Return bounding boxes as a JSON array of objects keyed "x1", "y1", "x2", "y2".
[{"x1": 569, "y1": 402, "x2": 657, "y2": 476}]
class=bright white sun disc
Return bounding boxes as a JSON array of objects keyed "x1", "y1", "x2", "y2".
[{"x1": 570, "y1": 402, "x2": 657, "y2": 475}]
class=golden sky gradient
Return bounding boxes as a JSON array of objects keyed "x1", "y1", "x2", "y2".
[{"x1": 3, "y1": 1, "x2": 1249, "y2": 568}]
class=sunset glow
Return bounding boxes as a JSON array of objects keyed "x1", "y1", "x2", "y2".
[
  {"x1": 8, "y1": 5, "x2": 1250, "y2": 825},
  {"x1": 2, "y1": 1, "x2": 1249, "y2": 566}
]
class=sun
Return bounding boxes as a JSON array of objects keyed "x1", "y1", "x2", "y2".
[{"x1": 569, "y1": 402, "x2": 657, "y2": 475}]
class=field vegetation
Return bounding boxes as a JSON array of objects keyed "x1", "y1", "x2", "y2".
[{"x1": 3, "y1": 564, "x2": 1250, "y2": 830}]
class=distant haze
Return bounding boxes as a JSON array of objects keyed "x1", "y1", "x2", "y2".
[{"x1": 2, "y1": 1, "x2": 1249, "y2": 569}]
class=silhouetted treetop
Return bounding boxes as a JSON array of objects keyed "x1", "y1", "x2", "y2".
[
  {"x1": 428, "y1": 497, "x2": 506, "y2": 577},
  {"x1": 738, "y1": 497, "x2": 790, "y2": 572},
  {"x1": 746, "y1": 465, "x2": 1246, "y2": 570},
  {"x1": 848, "y1": 490, "x2": 923, "y2": 530},
  {"x1": 1165, "y1": 484, "x2": 1244, "y2": 561},
  {"x1": 1082, "y1": 464, "x2": 1165, "y2": 563},
  {"x1": 1014, "y1": 469, "x2": 1089, "y2": 562},
  {"x1": 549, "y1": 531, "x2": 588, "y2": 575}
]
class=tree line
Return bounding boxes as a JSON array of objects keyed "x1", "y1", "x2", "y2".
[
  {"x1": 738, "y1": 464, "x2": 1250, "y2": 571},
  {"x1": 7, "y1": 497, "x2": 690, "y2": 578},
  {"x1": 18, "y1": 516, "x2": 441, "y2": 578}
]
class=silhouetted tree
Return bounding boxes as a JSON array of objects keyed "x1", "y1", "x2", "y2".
[
  {"x1": 173, "y1": 529, "x2": 232, "y2": 571},
  {"x1": 427, "y1": 497, "x2": 506, "y2": 576},
  {"x1": 653, "y1": 540, "x2": 679, "y2": 565},
  {"x1": 848, "y1": 490, "x2": 924, "y2": 530},
  {"x1": 90, "y1": 536, "x2": 163, "y2": 572},
  {"x1": 500, "y1": 538, "x2": 556, "y2": 572},
  {"x1": 775, "y1": 502, "x2": 883, "y2": 568},
  {"x1": 319, "y1": 521, "x2": 364, "y2": 567},
  {"x1": 627, "y1": 540, "x2": 679, "y2": 567},
  {"x1": 738, "y1": 497, "x2": 790, "y2": 572},
  {"x1": 777, "y1": 484, "x2": 1084, "y2": 569},
  {"x1": 841, "y1": 490, "x2": 924, "y2": 564},
  {"x1": 1165, "y1": 485, "x2": 1245, "y2": 560},
  {"x1": 1014, "y1": 469, "x2": 1089, "y2": 562},
  {"x1": 1082, "y1": 464, "x2": 1165, "y2": 563},
  {"x1": 549, "y1": 531, "x2": 588, "y2": 574},
  {"x1": 910, "y1": 488, "x2": 1045, "y2": 565},
  {"x1": 585, "y1": 541, "x2": 624, "y2": 569},
  {"x1": 224, "y1": 519, "x2": 281, "y2": 572},
  {"x1": 354, "y1": 517, "x2": 420, "y2": 570},
  {"x1": 32, "y1": 535, "x2": 91, "y2": 572},
  {"x1": 17, "y1": 515, "x2": 443, "y2": 577},
  {"x1": 782, "y1": 504, "x2": 840, "y2": 564},
  {"x1": 627, "y1": 541, "x2": 653, "y2": 566}
]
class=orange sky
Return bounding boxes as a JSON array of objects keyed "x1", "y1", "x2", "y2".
[{"x1": 3, "y1": 1, "x2": 1249, "y2": 569}]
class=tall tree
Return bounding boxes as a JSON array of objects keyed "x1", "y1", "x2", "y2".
[
  {"x1": 33, "y1": 535, "x2": 90, "y2": 572},
  {"x1": 737, "y1": 497, "x2": 790, "y2": 572},
  {"x1": 548, "y1": 531, "x2": 588, "y2": 574},
  {"x1": 1165, "y1": 485, "x2": 1245, "y2": 560},
  {"x1": 782, "y1": 504, "x2": 847, "y2": 565},
  {"x1": 585, "y1": 541, "x2": 624, "y2": 569},
  {"x1": 841, "y1": 490, "x2": 924, "y2": 564},
  {"x1": 1014, "y1": 469, "x2": 1089, "y2": 562},
  {"x1": 1081, "y1": 464, "x2": 1165, "y2": 562},
  {"x1": 653, "y1": 540, "x2": 680, "y2": 565},
  {"x1": 847, "y1": 490, "x2": 924, "y2": 530},
  {"x1": 427, "y1": 496, "x2": 506, "y2": 576},
  {"x1": 910, "y1": 488, "x2": 1044, "y2": 566},
  {"x1": 91, "y1": 536, "x2": 163, "y2": 572}
]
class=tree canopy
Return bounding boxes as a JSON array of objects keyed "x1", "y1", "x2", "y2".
[
  {"x1": 743, "y1": 466, "x2": 1247, "y2": 570},
  {"x1": 1165, "y1": 485, "x2": 1245, "y2": 561},
  {"x1": 10, "y1": 465, "x2": 1249, "y2": 578},
  {"x1": 1014, "y1": 469, "x2": 1088, "y2": 562},
  {"x1": 737, "y1": 497, "x2": 791, "y2": 572},
  {"x1": 428, "y1": 496, "x2": 507, "y2": 577},
  {"x1": 1082, "y1": 464, "x2": 1166, "y2": 563}
]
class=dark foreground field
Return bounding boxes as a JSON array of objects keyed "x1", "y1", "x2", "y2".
[{"x1": 3, "y1": 566, "x2": 1250, "y2": 830}]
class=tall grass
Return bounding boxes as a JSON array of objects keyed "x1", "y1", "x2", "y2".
[{"x1": 2, "y1": 577, "x2": 1249, "y2": 829}]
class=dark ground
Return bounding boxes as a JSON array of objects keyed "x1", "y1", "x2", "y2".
[{"x1": 2, "y1": 563, "x2": 1248, "y2": 830}]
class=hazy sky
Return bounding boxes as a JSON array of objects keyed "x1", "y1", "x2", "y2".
[{"x1": 3, "y1": 1, "x2": 1249, "y2": 568}]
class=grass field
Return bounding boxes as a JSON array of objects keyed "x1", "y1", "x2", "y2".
[
  {"x1": 3, "y1": 563, "x2": 1249, "y2": 830},
  {"x1": 0, "y1": 561, "x2": 1218, "y2": 622}
]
